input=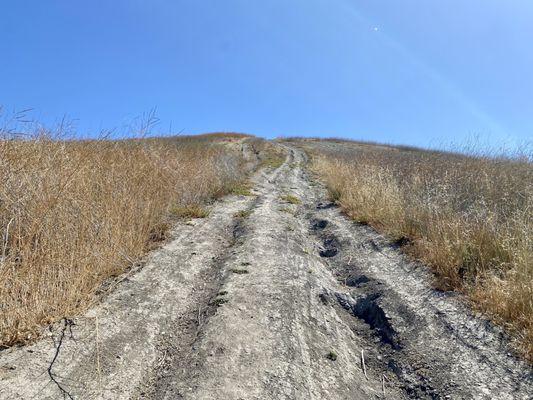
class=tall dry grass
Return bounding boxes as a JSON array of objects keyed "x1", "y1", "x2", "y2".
[
  {"x1": 0, "y1": 126, "x2": 257, "y2": 348},
  {"x1": 308, "y1": 141, "x2": 532, "y2": 360}
]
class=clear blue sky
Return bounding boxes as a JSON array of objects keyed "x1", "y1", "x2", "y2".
[{"x1": 1, "y1": 1, "x2": 532, "y2": 147}]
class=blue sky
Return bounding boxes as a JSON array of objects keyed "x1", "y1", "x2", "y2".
[{"x1": 1, "y1": 1, "x2": 532, "y2": 147}]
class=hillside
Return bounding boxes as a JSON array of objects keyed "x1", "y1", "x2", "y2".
[{"x1": 0, "y1": 138, "x2": 531, "y2": 399}]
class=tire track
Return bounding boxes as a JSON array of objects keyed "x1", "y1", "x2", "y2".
[{"x1": 154, "y1": 146, "x2": 397, "y2": 399}]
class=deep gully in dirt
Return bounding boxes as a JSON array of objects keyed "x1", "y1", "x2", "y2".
[{"x1": 0, "y1": 144, "x2": 532, "y2": 400}]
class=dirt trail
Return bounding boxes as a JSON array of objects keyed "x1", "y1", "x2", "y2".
[{"x1": 1, "y1": 144, "x2": 532, "y2": 399}]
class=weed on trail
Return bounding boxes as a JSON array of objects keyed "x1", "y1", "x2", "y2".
[
  {"x1": 0, "y1": 112, "x2": 265, "y2": 349},
  {"x1": 280, "y1": 207, "x2": 296, "y2": 215},
  {"x1": 230, "y1": 183, "x2": 254, "y2": 197},
  {"x1": 234, "y1": 210, "x2": 252, "y2": 219},
  {"x1": 260, "y1": 144, "x2": 286, "y2": 169},
  {"x1": 281, "y1": 194, "x2": 301, "y2": 205},
  {"x1": 230, "y1": 268, "x2": 250, "y2": 274},
  {"x1": 304, "y1": 139, "x2": 533, "y2": 360},
  {"x1": 171, "y1": 205, "x2": 210, "y2": 219},
  {"x1": 211, "y1": 298, "x2": 229, "y2": 307}
]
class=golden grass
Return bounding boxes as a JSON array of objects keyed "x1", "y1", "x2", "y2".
[
  {"x1": 309, "y1": 142, "x2": 533, "y2": 360},
  {"x1": 0, "y1": 132, "x2": 256, "y2": 348}
]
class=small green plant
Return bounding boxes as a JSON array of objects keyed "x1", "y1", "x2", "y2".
[
  {"x1": 262, "y1": 156, "x2": 284, "y2": 169},
  {"x1": 280, "y1": 207, "x2": 295, "y2": 214},
  {"x1": 281, "y1": 194, "x2": 301, "y2": 205},
  {"x1": 230, "y1": 268, "x2": 249, "y2": 274},
  {"x1": 326, "y1": 351, "x2": 337, "y2": 361},
  {"x1": 170, "y1": 204, "x2": 210, "y2": 219},
  {"x1": 230, "y1": 183, "x2": 253, "y2": 196},
  {"x1": 234, "y1": 209, "x2": 252, "y2": 219},
  {"x1": 260, "y1": 146, "x2": 286, "y2": 169},
  {"x1": 211, "y1": 298, "x2": 228, "y2": 307}
]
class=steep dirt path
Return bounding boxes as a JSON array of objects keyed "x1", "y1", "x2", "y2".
[
  {"x1": 146, "y1": 147, "x2": 394, "y2": 400},
  {"x1": 1, "y1": 144, "x2": 532, "y2": 399}
]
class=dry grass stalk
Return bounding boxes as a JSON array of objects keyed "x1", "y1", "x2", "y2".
[{"x1": 361, "y1": 349, "x2": 368, "y2": 379}]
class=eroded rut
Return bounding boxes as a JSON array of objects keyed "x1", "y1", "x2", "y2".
[
  {"x1": 307, "y1": 201, "x2": 533, "y2": 399},
  {"x1": 1, "y1": 145, "x2": 532, "y2": 399}
]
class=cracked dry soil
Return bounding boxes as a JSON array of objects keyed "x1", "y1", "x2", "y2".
[{"x1": 0, "y1": 145, "x2": 532, "y2": 400}]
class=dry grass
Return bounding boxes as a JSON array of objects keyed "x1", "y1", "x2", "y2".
[
  {"x1": 307, "y1": 140, "x2": 532, "y2": 360},
  {"x1": 0, "y1": 125, "x2": 259, "y2": 347}
]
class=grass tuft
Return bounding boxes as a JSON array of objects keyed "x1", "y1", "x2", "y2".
[
  {"x1": 230, "y1": 268, "x2": 249, "y2": 274},
  {"x1": 234, "y1": 210, "x2": 252, "y2": 219},
  {"x1": 260, "y1": 144, "x2": 286, "y2": 169},
  {"x1": 211, "y1": 298, "x2": 228, "y2": 307},
  {"x1": 281, "y1": 194, "x2": 301, "y2": 205},
  {"x1": 230, "y1": 183, "x2": 254, "y2": 196},
  {"x1": 170, "y1": 205, "x2": 210, "y2": 219}
]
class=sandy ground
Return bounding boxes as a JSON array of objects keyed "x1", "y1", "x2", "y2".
[{"x1": 0, "y1": 144, "x2": 531, "y2": 399}]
